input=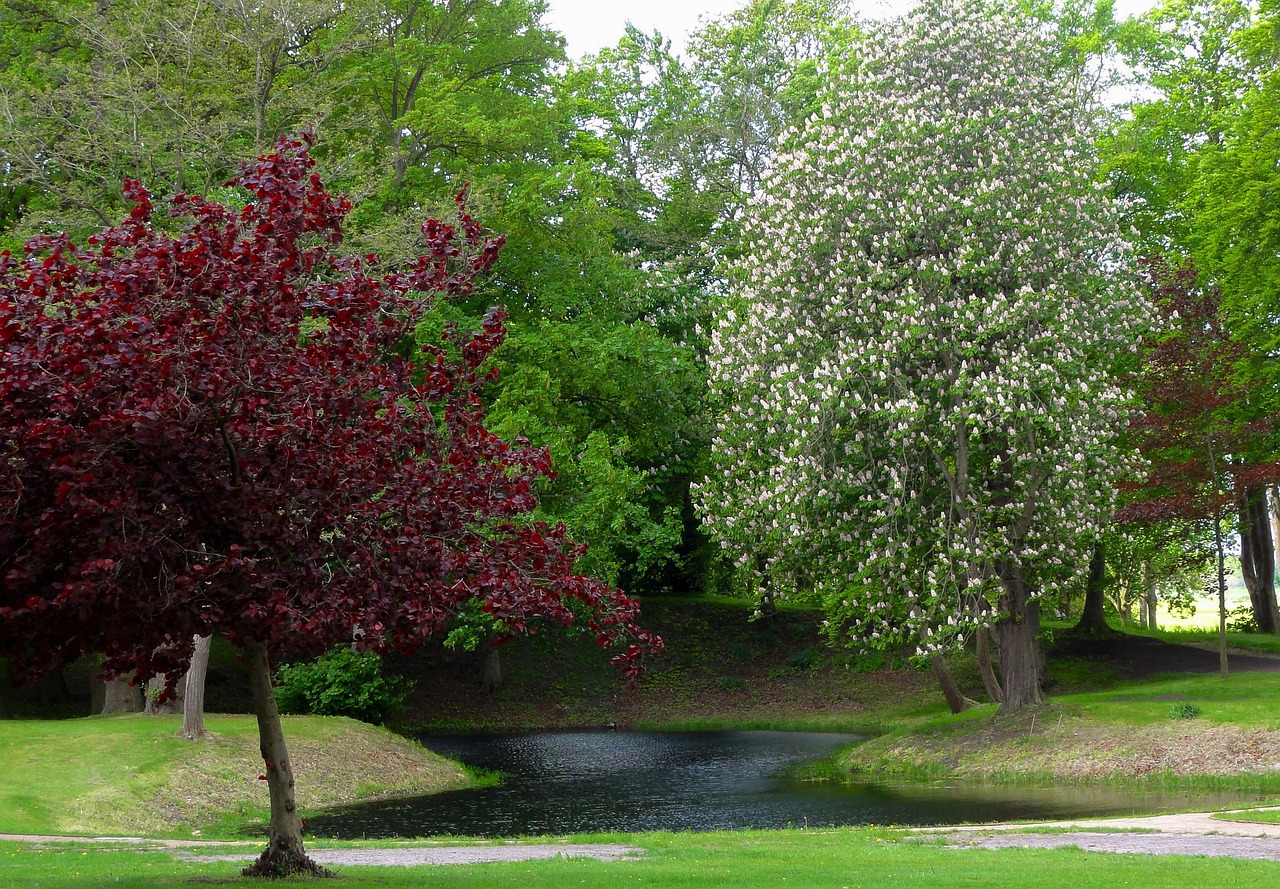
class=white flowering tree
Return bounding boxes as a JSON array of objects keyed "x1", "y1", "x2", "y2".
[{"x1": 696, "y1": 0, "x2": 1149, "y2": 712}]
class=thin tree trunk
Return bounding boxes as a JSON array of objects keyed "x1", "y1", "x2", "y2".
[
  {"x1": 101, "y1": 673, "x2": 143, "y2": 714},
  {"x1": 975, "y1": 626, "x2": 1003, "y2": 703},
  {"x1": 1215, "y1": 504, "x2": 1229, "y2": 678},
  {"x1": 1144, "y1": 565, "x2": 1158, "y2": 631},
  {"x1": 1239, "y1": 485, "x2": 1279, "y2": 632},
  {"x1": 930, "y1": 655, "x2": 976, "y2": 714},
  {"x1": 180, "y1": 634, "x2": 211, "y2": 740},
  {"x1": 1073, "y1": 539, "x2": 1109, "y2": 634},
  {"x1": 241, "y1": 639, "x2": 329, "y2": 879},
  {"x1": 479, "y1": 644, "x2": 503, "y2": 695},
  {"x1": 1269, "y1": 485, "x2": 1280, "y2": 592},
  {"x1": 995, "y1": 561, "x2": 1044, "y2": 713}
]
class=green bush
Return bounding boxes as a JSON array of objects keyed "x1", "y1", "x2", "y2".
[
  {"x1": 1168, "y1": 701, "x2": 1202, "y2": 720},
  {"x1": 274, "y1": 645, "x2": 412, "y2": 725}
]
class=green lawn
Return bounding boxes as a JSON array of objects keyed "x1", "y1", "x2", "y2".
[
  {"x1": 0, "y1": 714, "x2": 473, "y2": 839},
  {"x1": 1, "y1": 830, "x2": 1278, "y2": 888}
]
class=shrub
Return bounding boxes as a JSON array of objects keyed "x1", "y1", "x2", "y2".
[
  {"x1": 1227, "y1": 605, "x2": 1260, "y2": 634},
  {"x1": 1168, "y1": 701, "x2": 1202, "y2": 720},
  {"x1": 275, "y1": 645, "x2": 412, "y2": 724}
]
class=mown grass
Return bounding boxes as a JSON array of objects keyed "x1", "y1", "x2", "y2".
[
  {"x1": 3, "y1": 829, "x2": 1279, "y2": 888},
  {"x1": 1212, "y1": 807, "x2": 1280, "y2": 824},
  {"x1": 0, "y1": 714, "x2": 474, "y2": 839},
  {"x1": 840, "y1": 671, "x2": 1280, "y2": 795}
]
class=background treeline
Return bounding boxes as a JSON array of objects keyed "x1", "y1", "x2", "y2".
[{"x1": 3, "y1": 0, "x2": 1280, "y2": 628}]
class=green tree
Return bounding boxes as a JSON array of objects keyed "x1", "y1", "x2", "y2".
[{"x1": 699, "y1": 0, "x2": 1149, "y2": 712}]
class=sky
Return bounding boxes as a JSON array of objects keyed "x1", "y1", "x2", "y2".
[
  {"x1": 544, "y1": 0, "x2": 907, "y2": 58},
  {"x1": 544, "y1": 0, "x2": 1158, "y2": 59}
]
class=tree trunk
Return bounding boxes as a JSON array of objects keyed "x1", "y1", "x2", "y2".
[
  {"x1": 1239, "y1": 485, "x2": 1280, "y2": 632},
  {"x1": 1143, "y1": 565, "x2": 1158, "y2": 631},
  {"x1": 479, "y1": 644, "x2": 503, "y2": 695},
  {"x1": 144, "y1": 675, "x2": 166, "y2": 714},
  {"x1": 1073, "y1": 539, "x2": 1109, "y2": 634},
  {"x1": 35, "y1": 667, "x2": 71, "y2": 705},
  {"x1": 180, "y1": 634, "x2": 212, "y2": 740},
  {"x1": 975, "y1": 626, "x2": 1003, "y2": 704},
  {"x1": 930, "y1": 655, "x2": 976, "y2": 714},
  {"x1": 101, "y1": 673, "x2": 143, "y2": 714},
  {"x1": 241, "y1": 639, "x2": 330, "y2": 879},
  {"x1": 1269, "y1": 486, "x2": 1280, "y2": 594},
  {"x1": 995, "y1": 561, "x2": 1044, "y2": 713},
  {"x1": 1215, "y1": 504, "x2": 1229, "y2": 678}
]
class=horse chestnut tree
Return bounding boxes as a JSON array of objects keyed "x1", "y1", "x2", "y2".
[{"x1": 0, "y1": 133, "x2": 658, "y2": 876}]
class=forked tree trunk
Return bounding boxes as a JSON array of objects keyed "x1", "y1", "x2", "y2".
[
  {"x1": 930, "y1": 655, "x2": 976, "y2": 714},
  {"x1": 1239, "y1": 485, "x2": 1280, "y2": 633},
  {"x1": 180, "y1": 634, "x2": 212, "y2": 740},
  {"x1": 995, "y1": 561, "x2": 1043, "y2": 713},
  {"x1": 101, "y1": 673, "x2": 144, "y2": 714},
  {"x1": 241, "y1": 639, "x2": 330, "y2": 879},
  {"x1": 975, "y1": 626, "x2": 1003, "y2": 704},
  {"x1": 1073, "y1": 539, "x2": 1110, "y2": 635}
]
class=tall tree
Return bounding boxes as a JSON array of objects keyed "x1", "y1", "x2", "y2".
[
  {"x1": 698, "y1": 0, "x2": 1148, "y2": 712},
  {"x1": 0, "y1": 134, "x2": 657, "y2": 876},
  {"x1": 1118, "y1": 259, "x2": 1280, "y2": 662}
]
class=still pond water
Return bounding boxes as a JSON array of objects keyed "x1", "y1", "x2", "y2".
[{"x1": 305, "y1": 730, "x2": 1257, "y2": 839}]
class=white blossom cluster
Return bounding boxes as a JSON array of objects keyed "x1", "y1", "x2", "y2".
[{"x1": 695, "y1": 0, "x2": 1150, "y2": 656}]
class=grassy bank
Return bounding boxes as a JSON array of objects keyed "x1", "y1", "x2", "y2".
[
  {"x1": 3, "y1": 829, "x2": 1279, "y2": 888},
  {"x1": 842, "y1": 672, "x2": 1280, "y2": 792},
  {"x1": 393, "y1": 596, "x2": 943, "y2": 734},
  {"x1": 0, "y1": 714, "x2": 475, "y2": 839}
]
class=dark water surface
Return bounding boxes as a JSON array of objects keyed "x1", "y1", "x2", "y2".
[{"x1": 304, "y1": 730, "x2": 1258, "y2": 838}]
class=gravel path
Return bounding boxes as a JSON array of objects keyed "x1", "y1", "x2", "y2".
[{"x1": 920, "y1": 809, "x2": 1280, "y2": 860}]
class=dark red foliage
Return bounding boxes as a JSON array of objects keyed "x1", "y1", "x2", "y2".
[
  {"x1": 0, "y1": 132, "x2": 659, "y2": 689},
  {"x1": 1116, "y1": 258, "x2": 1280, "y2": 524}
]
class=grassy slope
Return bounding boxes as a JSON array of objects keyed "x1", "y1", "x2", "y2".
[
  {"x1": 391, "y1": 596, "x2": 945, "y2": 733},
  {"x1": 0, "y1": 714, "x2": 474, "y2": 839},
  {"x1": 843, "y1": 671, "x2": 1280, "y2": 791},
  {"x1": 3, "y1": 829, "x2": 1280, "y2": 888}
]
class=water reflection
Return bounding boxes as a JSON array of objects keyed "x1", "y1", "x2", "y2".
[{"x1": 304, "y1": 730, "x2": 1261, "y2": 839}]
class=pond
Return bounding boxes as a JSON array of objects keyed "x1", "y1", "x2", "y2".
[{"x1": 304, "y1": 730, "x2": 1260, "y2": 839}]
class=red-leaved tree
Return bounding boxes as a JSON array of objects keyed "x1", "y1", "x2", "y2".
[
  {"x1": 1118, "y1": 258, "x2": 1280, "y2": 672},
  {"x1": 0, "y1": 133, "x2": 659, "y2": 876}
]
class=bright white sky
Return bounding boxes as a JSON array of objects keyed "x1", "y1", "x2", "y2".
[{"x1": 544, "y1": 0, "x2": 1157, "y2": 59}]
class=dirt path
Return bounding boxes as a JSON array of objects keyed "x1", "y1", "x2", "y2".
[{"x1": 918, "y1": 809, "x2": 1280, "y2": 860}]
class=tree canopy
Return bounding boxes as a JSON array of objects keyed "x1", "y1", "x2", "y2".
[{"x1": 0, "y1": 133, "x2": 658, "y2": 874}]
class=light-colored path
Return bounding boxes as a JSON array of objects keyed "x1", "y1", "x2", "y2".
[{"x1": 917, "y1": 808, "x2": 1280, "y2": 860}]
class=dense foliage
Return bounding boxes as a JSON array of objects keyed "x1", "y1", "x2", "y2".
[
  {"x1": 0, "y1": 133, "x2": 658, "y2": 874},
  {"x1": 698, "y1": 0, "x2": 1150, "y2": 709}
]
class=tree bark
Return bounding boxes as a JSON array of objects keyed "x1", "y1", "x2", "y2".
[
  {"x1": 975, "y1": 626, "x2": 1003, "y2": 704},
  {"x1": 479, "y1": 644, "x2": 503, "y2": 695},
  {"x1": 1239, "y1": 485, "x2": 1280, "y2": 632},
  {"x1": 35, "y1": 667, "x2": 71, "y2": 706},
  {"x1": 1143, "y1": 565, "x2": 1158, "y2": 631},
  {"x1": 930, "y1": 655, "x2": 976, "y2": 714},
  {"x1": 995, "y1": 561, "x2": 1044, "y2": 713},
  {"x1": 180, "y1": 634, "x2": 212, "y2": 740},
  {"x1": 1073, "y1": 538, "x2": 1109, "y2": 635},
  {"x1": 241, "y1": 639, "x2": 330, "y2": 879},
  {"x1": 101, "y1": 673, "x2": 143, "y2": 714},
  {"x1": 1215, "y1": 504, "x2": 1229, "y2": 678}
]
